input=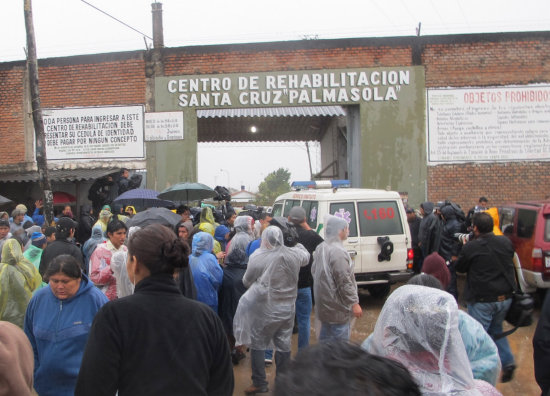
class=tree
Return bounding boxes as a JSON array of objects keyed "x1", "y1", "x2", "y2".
[{"x1": 255, "y1": 168, "x2": 291, "y2": 206}]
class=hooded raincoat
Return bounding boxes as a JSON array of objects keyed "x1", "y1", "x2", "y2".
[
  {"x1": 0, "y1": 239, "x2": 42, "y2": 327},
  {"x1": 312, "y1": 215, "x2": 358, "y2": 325},
  {"x1": 233, "y1": 226, "x2": 309, "y2": 351},
  {"x1": 189, "y1": 232, "x2": 223, "y2": 312},
  {"x1": 24, "y1": 274, "x2": 108, "y2": 396},
  {"x1": 82, "y1": 225, "x2": 106, "y2": 268},
  {"x1": 218, "y1": 216, "x2": 254, "y2": 337},
  {"x1": 362, "y1": 285, "x2": 499, "y2": 395},
  {"x1": 197, "y1": 207, "x2": 222, "y2": 254}
]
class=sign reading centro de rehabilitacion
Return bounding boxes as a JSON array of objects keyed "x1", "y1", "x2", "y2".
[
  {"x1": 42, "y1": 105, "x2": 144, "y2": 160},
  {"x1": 427, "y1": 86, "x2": 550, "y2": 164},
  {"x1": 155, "y1": 67, "x2": 417, "y2": 109}
]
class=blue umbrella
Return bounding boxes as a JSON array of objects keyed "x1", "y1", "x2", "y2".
[{"x1": 113, "y1": 188, "x2": 174, "y2": 210}]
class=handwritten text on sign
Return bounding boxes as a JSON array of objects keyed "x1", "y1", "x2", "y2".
[
  {"x1": 427, "y1": 86, "x2": 550, "y2": 164},
  {"x1": 42, "y1": 105, "x2": 144, "y2": 160},
  {"x1": 144, "y1": 111, "x2": 184, "y2": 141}
]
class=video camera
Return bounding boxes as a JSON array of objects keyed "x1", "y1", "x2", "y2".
[
  {"x1": 269, "y1": 216, "x2": 299, "y2": 247},
  {"x1": 213, "y1": 186, "x2": 231, "y2": 202}
]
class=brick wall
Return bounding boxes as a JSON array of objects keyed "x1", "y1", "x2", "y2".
[
  {"x1": 428, "y1": 162, "x2": 550, "y2": 211},
  {"x1": 0, "y1": 66, "x2": 26, "y2": 164},
  {"x1": 1, "y1": 33, "x2": 550, "y2": 205},
  {"x1": 164, "y1": 45, "x2": 412, "y2": 75}
]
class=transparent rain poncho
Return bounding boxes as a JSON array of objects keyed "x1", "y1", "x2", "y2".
[
  {"x1": 111, "y1": 226, "x2": 140, "y2": 298},
  {"x1": 0, "y1": 239, "x2": 42, "y2": 327},
  {"x1": 311, "y1": 215, "x2": 358, "y2": 324},
  {"x1": 189, "y1": 232, "x2": 223, "y2": 312},
  {"x1": 225, "y1": 216, "x2": 254, "y2": 267},
  {"x1": 362, "y1": 285, "x2": 483, "y2": 395},
  {"x1": 233, "y1": 226, "x2": 309, "y2": 351}
]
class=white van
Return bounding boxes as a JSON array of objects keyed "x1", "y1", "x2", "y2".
[{"x1": 272, "y1": 180, "x2": 413, "y2": 298}]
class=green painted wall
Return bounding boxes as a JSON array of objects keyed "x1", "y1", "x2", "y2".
[
  {"x1": 360, "y1": 67, "x2": 426, "y2": 207},
  {"x1": 145, "y1": 109, "x2": 197, "y2": 190},
  {"x1": 151, "y1": 66, "x2": 426, "y2": 201}
]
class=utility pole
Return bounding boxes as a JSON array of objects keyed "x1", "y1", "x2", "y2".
[{"x1": 24, "y1": 0, "x2": 54, "y2": 225}]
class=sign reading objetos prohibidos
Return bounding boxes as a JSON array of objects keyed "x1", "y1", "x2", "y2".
[
  {"x1": 41, "y1": 105, "x2": 144, "y2": 160},
  {"x1": 427, "y1": 86, "x2": 550, "y2": 164}
]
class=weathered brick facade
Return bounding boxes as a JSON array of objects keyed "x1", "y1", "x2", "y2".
[{"x1": 1, "y1": 32, "x2": 549, "y2": 209}]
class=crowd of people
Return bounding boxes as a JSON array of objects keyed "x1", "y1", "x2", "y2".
[{"x1": 0, "y1": 189, "x2": 547, "y2": 395}]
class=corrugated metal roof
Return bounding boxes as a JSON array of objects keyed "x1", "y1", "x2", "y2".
[
  {"x1": 0, "y1": 168, "x2": 120, "y2": 183},
  {"x1": 197, "y1": 106, "x2": 346, "y2": 118}
]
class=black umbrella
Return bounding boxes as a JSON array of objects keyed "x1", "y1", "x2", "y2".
[
  {"x1": 126, "y1": 207, "x2": 182, "y2": 229},
  {"x1": 0, "y1": 194, "x2": 12, "y2": 206},
  {"x1": 113, "y1": 188, "x2": 174, "y2": 210},
  {"x1": 158, "y1": 182, "x2": 217, "y2": 202}
]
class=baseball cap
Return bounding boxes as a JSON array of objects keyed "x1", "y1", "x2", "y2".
[
  {"x1": 0, "y1": 219, "x2": 9, "y2": 228},
  {"x1": 288, "y1": 206, "x2": 306, "y2": 222}
]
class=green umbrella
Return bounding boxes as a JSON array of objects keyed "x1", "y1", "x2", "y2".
[{"x1": 157, "y1": 182, "x2": 217, "y2": 202}]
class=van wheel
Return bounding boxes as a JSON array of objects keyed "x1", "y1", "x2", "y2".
[{"x1": 367, "y1": 284, "x2": 391, "y2": 299}]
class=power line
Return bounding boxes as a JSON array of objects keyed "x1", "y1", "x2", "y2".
[{"x1": 80, "y1": 0, "x2": 152, "y2": 41}]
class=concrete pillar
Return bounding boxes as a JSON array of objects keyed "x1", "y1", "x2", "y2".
[{"x1": 152, "y1": 2, "x2": 164, "y2": 49}]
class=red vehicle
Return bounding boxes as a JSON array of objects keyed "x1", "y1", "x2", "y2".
[{"x1": 499, "y1": 201, "x2": 550, "y2": 293}]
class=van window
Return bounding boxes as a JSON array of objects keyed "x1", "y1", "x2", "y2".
[
  {"x1": 545, "y1": 216, "x2": 550, "y2": 242},
  {"x1": 329, "y1": 202, "x2": 358, "y2": 237},
  {"x1": 517, "y1": 209, "x2": 537, "y2": 239},
  {"x1": 272, "y1": 202, "x2": 283, "y2": 217},
  {"x1": 500, "y1": 207, "x2": 515, "y2": 235},
  {"x1": 357, "y1": 201, "x2": 404, "y2": 236},
  {"x1": 283, "y1": 200, "x2": 300, "y2": 217},
  {"x1": 301, "y1": 200, "x2": 319, "y2": 229}
]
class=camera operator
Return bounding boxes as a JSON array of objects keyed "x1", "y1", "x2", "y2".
[{"x1": 456, "y1": 212, "x2": 517, "y2": 383}]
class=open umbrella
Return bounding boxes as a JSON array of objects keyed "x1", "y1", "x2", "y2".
[
  {"x1": 126, "y1": 207, "x2": 182, "y2": 229},
  {"x1": 0, "y1": 194, "x2": 12, "y2": 206},
  {"x1": 158, "y1": 182, "x2": 217, "y2": 202},
  {"x1": 53, "y1": 191, "x2": 76, "y2": 205},
  {"x1": 113, "y1": 188, "x2": 173, "y2": 210}
]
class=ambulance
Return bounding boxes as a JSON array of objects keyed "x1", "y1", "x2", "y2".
[{"x1": 272, "y1": 180, "x2": 413, "y2": 298}]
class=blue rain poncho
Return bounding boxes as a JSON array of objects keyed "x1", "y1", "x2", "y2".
[
  {"x1": 82, "y1": 225, "x2": 106, "y2": 271},
  {"x1": 233, "y1": 226, "x2": 309, "y2": 352},
  {"x1": 362, "y1": 285, "x2": 493, "y2": 395},
  {"x1": 189, "y1": 232, "x2": 223, "y2": 312}
]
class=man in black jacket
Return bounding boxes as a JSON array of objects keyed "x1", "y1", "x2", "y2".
[
  {"x1": 456, "y1": 212, "x2": 516, "y2": 383},
  {"x1": 288, "y1": 206, "x2": 324, "y2": 350},
  {"x1": 533, "y1": 290, "x2": 550, "y2": 395},
  {"x1": 39, "y1": 217, "x2": 84, "y2": 277}
]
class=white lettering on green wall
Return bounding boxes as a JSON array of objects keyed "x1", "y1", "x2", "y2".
[{"x1": 163, "y1": 68, "x2": 412, "y2": 108}]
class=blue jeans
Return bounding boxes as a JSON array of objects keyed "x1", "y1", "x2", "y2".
[
  {"x1": 319, "y1": 322, "x2": 350, "y2": 341},
  {"x1": 468, "y1": 299, "x2": 515, "y2": 367},
  {"x1": 296, "y1": 287, "x2": 312, "y2": 350},
  {"x1": 251, "y1": 349, "x2": 290, "y2": 389}
]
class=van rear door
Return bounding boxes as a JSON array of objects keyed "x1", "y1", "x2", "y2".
[
  {"x1": 328, "y1": 201, "x2": 361, "y2": 274},
  {"x1": 356, "y1": 200, "x2": 409, "y2": 273}
]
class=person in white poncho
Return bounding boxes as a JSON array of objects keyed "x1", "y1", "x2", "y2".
[
  {"x1": 233, "y1": 225, "x2": 309, "y2": 394},
  {"x1": 362, "y1": 285, "x2": 502, "y2": 396},
  {"x1": 312, "y1": 214, "x2": 362, "y2": 341}
]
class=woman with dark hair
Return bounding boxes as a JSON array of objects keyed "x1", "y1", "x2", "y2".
[
  {"x1": 24, "y1": 254, "x2": 108, "y2": 396},
  {"x1": 75, "y1": 224, "x2": 234, "y2": 396}
]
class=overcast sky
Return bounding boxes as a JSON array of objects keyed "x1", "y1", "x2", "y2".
[{"x1": 2, "y1": 0, "x2": 549, "y2": 191}]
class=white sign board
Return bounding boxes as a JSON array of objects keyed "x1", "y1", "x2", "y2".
[
  {"x1": 144, "y1": 111, "x2": 184, "y2": 141},
  {"x1": 427, "y1": 86, "x2": 550, "y2": 164},
  {"x1": 42, "y1": 105, "x2": 144, "y2": 160}
]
